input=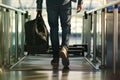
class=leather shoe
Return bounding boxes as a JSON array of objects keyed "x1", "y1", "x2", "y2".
[
  {"x1": 51, "y1": 58, "x2": 59, "y2": 65},
  {"x1": 60, "y1": 47, "x2": 69, "y2": 67}
]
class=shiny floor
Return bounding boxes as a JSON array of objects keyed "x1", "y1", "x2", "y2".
[{"x1": 0, "y1": 55, "x2": 120, "y2": 80}]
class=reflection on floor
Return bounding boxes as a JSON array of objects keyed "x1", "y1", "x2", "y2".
[
  {"x1": 11, "y1": 55, "x2": 95, "y2": 71},
  {"x1": 0, "y1": 55, "x2": 120, "y2": 80}
]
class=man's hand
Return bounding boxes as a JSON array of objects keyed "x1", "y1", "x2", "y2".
[
  {"x1": 77, "y1": 4, "x2": 82, "y2": 13},
  {"x1": 36, "y1": 9, "x2": 42, "y2": 14}
]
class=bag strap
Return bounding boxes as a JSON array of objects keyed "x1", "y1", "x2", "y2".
[{"x1": 34, "y1": 12, "x2": 48, "y2": 41}]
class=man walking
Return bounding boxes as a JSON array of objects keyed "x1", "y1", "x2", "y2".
[{"x1": 36, "y1": 0, "x2": 83, "y2": 69}]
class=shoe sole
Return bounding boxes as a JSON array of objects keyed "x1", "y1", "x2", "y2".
[
  {"x1": 51, "y1": 62, "x2": 58, "y2": 65},
  {"x1": 51, "y1": 61, "x2": 59, "y2": 65}
]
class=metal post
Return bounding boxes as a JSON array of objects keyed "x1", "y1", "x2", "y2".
[
  {"x1": 6, "y1": 9, "x2": 10, "y2": 66},
  {"x1": 82, "y1": 15, "x2": 85, "y2": 44},
  {"x1": 2, "y1": 8, "x2": 9, "y2": 66},
  {"x1": 86, "y1": 13, "x2": 92, "y2": 58},
  {"x1": 113, "y1": 5, "x2": 118, "y2": 74},
  {"x1": 92, "y1": 11, "x2": 98, "y2": 63},
  {"x1": 21, "y1": 13, "x2": 25, "y2": 56},
  {"x1": 1, "y1": 8, "x2": 4, "y2": 68},
  {"x1": 0, "y1": 0, "x2": 2, "y2": 69},
  {"x1": 1, "y1": 8, "x2": 5, "y2": 66},
  {"x1": 15, "y1": 11, "x2": 18, "y2": 61},
  {"x1": 83, "y1": 12, "x2": 88, "y2": 45},
  {"x1": 100, "y1": 9, "x2": 106, "y2": 69}
]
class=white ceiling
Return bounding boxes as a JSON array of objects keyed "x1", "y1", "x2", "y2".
[
  {"x1": 9, "y1": 0, "x2": 106, "y2": 9},
  {"x1": 4, "y1": 0, "x2": 118, "y2": 9}
]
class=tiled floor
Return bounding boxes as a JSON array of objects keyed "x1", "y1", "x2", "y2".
[{"x1": 0, "y1": 55, "x2": 120, "y2": 80}]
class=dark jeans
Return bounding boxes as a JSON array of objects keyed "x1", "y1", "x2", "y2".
[{"x1": 47, "y1": 2, "x2": 71, "y2": 58}]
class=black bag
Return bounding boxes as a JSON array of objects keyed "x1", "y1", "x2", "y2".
[{"x1": 24, "y1": 13, "x2": 49, "y2": 54}]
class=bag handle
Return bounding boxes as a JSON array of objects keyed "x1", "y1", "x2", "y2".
[
  {"x1": 34, "y1": 12, "x2": 48, "y2": 42},
  {"x1": 36, "y1": 12, "x2": 42, "y2": 19}
]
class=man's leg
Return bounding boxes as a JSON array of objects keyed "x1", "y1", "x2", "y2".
[
  {"x1": 47, "y1": 7, "x2": 60, "y2": 64},
  {"x1": 59, "y1": 2, "x2": 71, "y2": 68}
]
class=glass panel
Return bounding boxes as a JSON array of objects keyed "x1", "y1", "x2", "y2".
[
  {"x1": 0, "y1": 7, "x2": 25, "y2": 67},
  {"x1": 18, "y1": 13, "x2": 23, "y2": 58},
  {"x1": 3, "y1": 10, "x2": 7, "y2": 65},
  {"x1": 96, "y1": 11, "x2": 102, "y2": 58},
  {"x1": 70, "y1": 9, "x2": 83, "y2": 45},
  {"x1": 8, "y1": 11, "x2": 25, "y2": 65},
  {"x1": 9, "y1": 10, "x2": 16, "y2": 65},
  {"x1": 2, "y1": 9, "x2": 11, "y2": 65}
]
